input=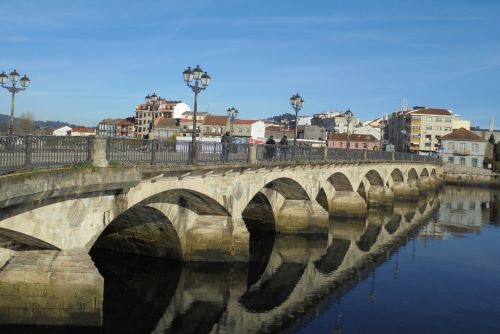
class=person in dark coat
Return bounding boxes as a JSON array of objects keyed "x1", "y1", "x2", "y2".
[
  {"x1": 221, "y1": 131, "x2": 231, "y2": 162},
  {"x1": 265, "y1": 136, "x2": 276, "y2": 160},
  {"x1": 279, "y1": 135, "x2": 289, "y2": 160}
]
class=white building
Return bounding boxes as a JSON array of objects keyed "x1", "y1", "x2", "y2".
[
  {"x1": 233, "y1": 120, "x2": 265, "y2": 143},
  {"x1": 441, "y1": 127, "x2": 487, "y2": 168},
  {"x1": 52, "y1": 126, "x2": 72, "y2": 136},
  {"x1": 353, "y1": 125, "x2": 381, "y2": 139}
]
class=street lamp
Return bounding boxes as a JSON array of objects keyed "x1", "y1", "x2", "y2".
[
  {"x1": 183, "y1": 65, "x2": 211, "y2": 164},
  {"x1": 344, "y1": 109, "x2": 353, "y2": 151},
  {"x1": 144, "y1": 92, "x2": 161, "y2": 137},
  {"x1": 227, "y1": 106, "x2": 238, "y2": 133},
  {"x1": 290, "y1": 93, "x2": 304, "y2": 158},
  {"x1": 1, "y1": 69, "x2": 30, "y2": 135}
]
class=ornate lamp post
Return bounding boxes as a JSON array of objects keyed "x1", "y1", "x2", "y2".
[
  {"x1": 227, "y1": 106, "x2": 239, "y2": 133},
  {"x1": 344, "y1": 109, "x2": 353, "y2": 151},
  {"x1": 144, "y1": 93, "x2": 161, "y2": 137},
  {"x1": 1, "y1": 69, "x2": 30, "y2": 135},
  {"x1": 290, "y1": 93, "x2": 304, "y2": 158},
  {"x1": 183, "y1": 65, "x2": 211, "y2": 164}
]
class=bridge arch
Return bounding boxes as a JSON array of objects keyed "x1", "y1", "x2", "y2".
[
  {"x1": 420, "y1": 168, "x2": 430, "y2": 178},
  {"x1": 408, "y1": 168, "x2": 419, "y2": 182},
  {"x1": 431, "y1": 168, "x2": 437, "y2": 177},
  {"x1": 242, "y1": 192, "x2": 276, "y2": 232},
  {"x1": 328, "y1": 172, "x2": 353, "y2": 192},
  {"x1": 263, "y1": 177, "x2": 310, "y2": 200},
  {"x1": 391, "y1": 168, "x2": 404, "y2": 183},
  {"x1": 364, "y1": 170, "x2": 384, "y2": 187},
  {"x1": 92, "y1": 205, "x2": 183, "y2": 260}
]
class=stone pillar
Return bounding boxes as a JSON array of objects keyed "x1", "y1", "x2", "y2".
[
  {"x1": 329, "y1": 191, "x2": 367, "y2": 218},
  {"x1": 182, "y1": 215, "x2": 249, "y2": 262},
  {"x1": 322, "y1": 145, "x2": 328, "y2": 160},
  {"x1": 276, "y1": 200, "x2": 329, "y2": 234},
  {"x1": 90, "y1": 136, "x2": 108, "y2": 167},
  {"x1": 0, "y1": 250, "x2": 103, "y2": 327},
  {"x1": 391, "y1": 182, "x2": 419, "y2": 200},
  {"x1": 367, "y1": 186, "x2": 394, "y2": 207},
  {"x1": 417, "y1": 176, "x2": 434, "y2": 192},
  {"x1": 247, "y1": 144, "x2": 258, "y2": 164},
  {"x1": 331, "y1": 218, "x2": 367, "y2": 240}
]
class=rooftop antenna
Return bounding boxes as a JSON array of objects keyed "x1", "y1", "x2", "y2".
[
  {"x1": 489, "y1": 116, "x2": 494, "y2": 132},
  {"x1": 402, "y1": 98, "x2": 409, "y2": 111}
]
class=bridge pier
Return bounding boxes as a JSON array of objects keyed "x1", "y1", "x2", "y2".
[
  {"x1": 367, "y1": 186, "x2": 394, "y2": 207},
  {"x1": 329, "y1": 191, "x2": 367, "y2": 218},
  {"x1": 417, "y1": 176, "x2": 435, "y2": 193},
  {"x1": 391, "y1": 182, "x2": 420, "y2": 200},
  {"x1": 276, "y1": 200, "x2": 329, "y2": 234},
  {"x1": 0, "y1": 250, "x2": 103, "y2": 326}
]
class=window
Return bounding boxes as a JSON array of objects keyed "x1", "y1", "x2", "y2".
[
  {"x1": 472, "y1": 143, "x2": 478, "y2": 152},
  {"x1": 355, "y1": 143, "x2": 359, "y2": 148},
  {"x1": 460, "y1": 143, "x2": 466, "y2": 151},
  {"x1": 472, "y1": 158, "x2": 478, "y2": 167},
  {"x1": 449, "y1": 142, "x2": 455, "y2": 150},
  {"x1": 425, "y1": 126, "x2": 432, "y2": 130},
  {"x1": 445, "y1": 118, "x2": 452, "y2": 122},
  {"x1": 460, "y1": 157, "x2": 466, "y2": 165},
  {"x1": 436, "y1": 118, "x2": 442, "y2": 122},
  {"x1": 425, "y1": 142, "x2": 431, "y2": 147},
  {"x1": 425, "y1": 117, "x2": 432, "y2": 121},
  {"x1": 448, "y1": 157, "x2": 454, "y2": 163},
  {"x1": 469, "y1": 202, "x2": 476, "y2": 210},
  {"x1": 238, "y1": 128, "x2": 242, "y2": 133}
]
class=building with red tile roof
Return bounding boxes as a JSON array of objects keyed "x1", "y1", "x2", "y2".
[{"x1": 441, "y1": 127, "x2": 487, "y2": 168}]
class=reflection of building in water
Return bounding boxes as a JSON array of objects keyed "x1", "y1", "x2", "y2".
[{"x1": 436, "y1": 187, "x2": 493, "y2": 235}]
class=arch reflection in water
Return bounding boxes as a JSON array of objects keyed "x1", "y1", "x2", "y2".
[{"x1": 0, "y1": 191, "x2": 440, "y2": 333}]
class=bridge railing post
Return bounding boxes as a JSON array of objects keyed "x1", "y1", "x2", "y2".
[
  {"x1": 322, "y1": 145, "x2": 328, "y2": 160},
  {"x1": 24, "y1": 135, "x2": 32, "y2": 168},
  {"x1": 90, "y1": 136, "x2": 109, "y2": 167},
  {"x1": 150, "y1": 139, "x2": 156, "y2": 165},
  {"x1": 248, "y1": 144, "x2": 257, "y2": 164}
]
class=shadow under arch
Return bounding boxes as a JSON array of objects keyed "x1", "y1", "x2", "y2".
[
  {"x1": 238, "y1": 262, "x2": 307, "y2": 313},
  {"x1": 431, "y1": 168, "x2": 437, "y2": 177},
  {"x1": 391, "y1": 168, "x2": 404, "y2": 183},
  {"x1": 264, "y1": 177, "x2": 310, "y2": 200},
  {"x1": 408, "y1": 168, "x2": 419, "y2": 182},
  {"x1": 314, "y1": 238, "x2": 351, "y2": 274},
  {"x1": 141, "y1": 188, "x2": 230, "y2": 216},
  {"x1": 364, "y1": 170, "x2": 384, "y2": 186},
  {"x1": 90, "y1": 249, "x2": 183, "y2": 334},
  {"x1": 0, "y1": 227, "x2": 60, "y2": 251},
  {"x1": 328, "y1": 172, "x2": 354, "y2": 192},
  {"x1": 356, "y1": 224, "x2": 382, "y2": 252},
  {"x1": 420, "y1": 168, "x2": 430, "y2": 178},
  {"x1": 92, "y1": 205, "x2": 183, "y2": 260},
  {"x1": 357, "y1": 182, "x2": 367, "y2": 201},
  {"x1": 316, "y1": 188, "x2": 329, "y2": 212}
]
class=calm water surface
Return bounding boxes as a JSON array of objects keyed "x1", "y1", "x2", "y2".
[{"x1": 0, "y1": 186, "x2": 499, "y2": 333}]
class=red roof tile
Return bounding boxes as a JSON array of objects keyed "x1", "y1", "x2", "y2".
[
  {"x1": 410, "y1": 108, "x2": 453, "y2": 116},
  {"x1": 234, "y1": 119, "x2": 258, "y2": 125},
  {"x1": 442, "y1": 127, "x2": 486, "y2": 142},
  {"x1": 203, "y1": 115, "x2": 229, "y2": 126}
]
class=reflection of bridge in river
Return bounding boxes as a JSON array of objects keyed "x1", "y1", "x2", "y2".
[{"x1": 0, "y1": 192, "x2": 442, "y2": 332}]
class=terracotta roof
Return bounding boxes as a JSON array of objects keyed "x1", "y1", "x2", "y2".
[
  {"x1": 155, "y1": 118, "x2": 178, "y2": 128},
  {"x1": 70, "y1": 127, "x2": 94, "y2": 133},
  {"x1": 442, "y1": 127, "x2": 486, "y2": 142},
  {"x1": 410, "y1": 108, "x2": 453, "y2": 116},
  {"x1": 235, "y1": 119, "x2": 258, "y2": 125},
  {"x1": 99, "y1": 118, "x2": 133, "y2": 126},
  {"x1": 329, "y1": 133, "x2": 379, "y2": 142},
  {"x1": 203, "y1": 115, "x2": 229, "y2": 126}
]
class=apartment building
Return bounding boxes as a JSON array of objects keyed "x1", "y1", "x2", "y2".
[
  {"x1": 97, "y1": 119, "x2": 135, "y2": 137},
  {"x1": 233, "y1": 120, "x2": 265, "y2": 142},
  {"x1": 201, "y1": 115, "x2": 230, "y2": 137},
  {"x1": 134, "y1": 98, "x2": 190, "y2": 138},
  {"x1": 387, "y1": 107, "x2": 454, "y2": 155}
]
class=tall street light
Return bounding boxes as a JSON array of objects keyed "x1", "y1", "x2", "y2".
[
  {"x1": 227, "y1": 106, "x2": 239, "y2": 133},
  {"x1": 290, "y1": 93, "x2": 304, "y2": 158},
  {"x1": 344, "y1": 109, "x2": 353, "y2": 151},
  {"x1": 1, "y1": 69, "x2": 30, "y2": 135},
  {"x1": 183, "y1": 65, "x2": 211, "y2": 164},
  {"x1": 144, "y1": 93, "x2": 161, "y2": 138}
]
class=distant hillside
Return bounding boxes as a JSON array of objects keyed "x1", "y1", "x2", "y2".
[{"x1": 0, "y1": 113, "x2": 80, "y2": 130}]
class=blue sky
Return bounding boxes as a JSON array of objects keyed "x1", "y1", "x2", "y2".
[{"x1": 1, "y1": 0, "x2": 499, "y2": 128}]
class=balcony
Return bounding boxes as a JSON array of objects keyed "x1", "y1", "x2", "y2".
[{"x1": 453, "y1": 149, "x2": 470, "y2": 156}]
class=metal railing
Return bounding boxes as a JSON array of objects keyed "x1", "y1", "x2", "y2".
[
  {"x1": 0, "y1": 135, "x2": 91, "y2": 174},
  {"x1": 0, "y1": 135, "x2": 442, "y2": 175}
]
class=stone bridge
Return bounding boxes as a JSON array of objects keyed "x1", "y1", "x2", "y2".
[{"x1": 0, "y1": 160, "x2": 441, "y2": 262}]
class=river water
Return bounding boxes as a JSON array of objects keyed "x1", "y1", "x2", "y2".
[{"x1": 0, "y1": 186, "x2": 499, "y2": 333}]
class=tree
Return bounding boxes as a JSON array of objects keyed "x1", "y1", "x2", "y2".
[
  {"x1": 17, "y1": 112, "x2": 35, "y2": 134},
  {"x1": 488, "y1": 133, "x2": 496, "y2": 144}
]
